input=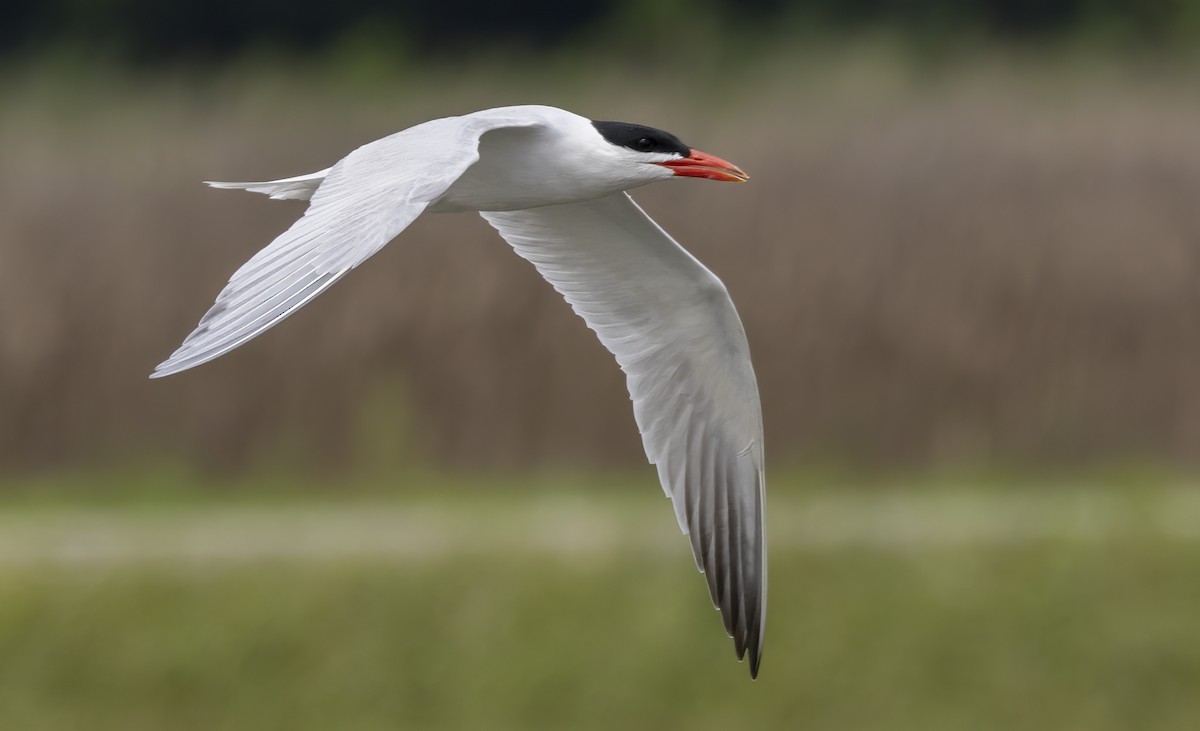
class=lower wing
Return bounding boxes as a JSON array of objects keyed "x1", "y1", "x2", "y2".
[{"x1": 482, "y1": 193, "x2": 767, "y2": 676}]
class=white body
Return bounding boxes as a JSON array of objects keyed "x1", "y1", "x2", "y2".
[
  {"x1": 434, "y1": 107, "x2": 675, "y2": 211},
  {"x1": 224, "y1": 107, "x2": 676, "y2": 211},
  {"x1": 157, "y1": 105, "x2": 767, "y2": 677}
]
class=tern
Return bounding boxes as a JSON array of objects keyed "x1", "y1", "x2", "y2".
[{"x1": 152, "y1": 105, "x2": 767, "y2": 677}]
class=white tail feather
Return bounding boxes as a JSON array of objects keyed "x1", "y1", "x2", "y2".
[{"x1": 204, "y1": 168, "x2": 330, "y2": 201}]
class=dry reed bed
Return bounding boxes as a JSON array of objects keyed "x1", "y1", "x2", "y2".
[{"x1": 4, "y1": 63, "x2": 1200, "y2": 473}]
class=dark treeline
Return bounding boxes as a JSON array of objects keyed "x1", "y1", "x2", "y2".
[{"x1": 5, "y1": 0, "x2": 1198, "y2": 66}]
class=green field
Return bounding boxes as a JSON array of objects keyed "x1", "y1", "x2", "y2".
[{"x1": 1, "y1": 481, "x2": 1198, "y2": 730}]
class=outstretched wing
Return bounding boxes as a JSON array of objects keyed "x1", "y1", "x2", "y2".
[
  {"x1": 152, "y1": 114, "x2": 544, "y2": 378},
  {"x1": 482, "y1": 193, "x2": 767, "y2": 677}
]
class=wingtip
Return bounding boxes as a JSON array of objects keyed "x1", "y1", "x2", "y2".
[
  {"x1": 148, "y1": 357, "x2": 181, "y2": 379},
  {"x1": 741, "y1": 622, "x2": 763, "y2": 678},
  {"x1": 731, "y1": 627, "x2": 762, "y2": 678},
  {"x1": 733, "y1": 646, "x2": 762, "y2": 679}
]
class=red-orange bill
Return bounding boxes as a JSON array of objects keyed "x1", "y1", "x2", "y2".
[{"x1": 657, "y1": 149, "x2": 749, "y2": 182}]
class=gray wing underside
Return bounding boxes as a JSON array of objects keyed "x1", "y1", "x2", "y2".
[
  {"x1": 482, "y1": 194, "x2": 767, "y2": 677},
  {"x1": 151, "y1": 114, "x2": 541, "y2": 378}
]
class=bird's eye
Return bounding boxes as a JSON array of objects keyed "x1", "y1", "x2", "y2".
[{"x1": 636, "y1": 137, "x2": 654, "y2": 151}]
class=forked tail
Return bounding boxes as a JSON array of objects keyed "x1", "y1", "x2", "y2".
[{"x1": 204, "y1": 168, "x2": 330, "y2": 201}]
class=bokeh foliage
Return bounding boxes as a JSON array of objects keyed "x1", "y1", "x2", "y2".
[
  {"x1": 4, "y1": 8, "x2": 1200, "y2": 725},
  {"x1": 1, "y1": 483, "x2": 1199, "y2": 730},
  {"x1": 7, "y1": 0, "x2": 1200, "y2": 66}
]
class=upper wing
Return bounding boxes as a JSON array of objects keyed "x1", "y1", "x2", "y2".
[
  {"x1": 481, "y1": 194, "x2": 767, "y2": 676},
  {"x1": 152, "y1": 114, "x2": 543, "y2": 378}
]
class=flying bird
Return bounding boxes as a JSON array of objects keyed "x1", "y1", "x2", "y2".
[{"x1": 152, "y1": 105, "x2": 767, "y2": 677}]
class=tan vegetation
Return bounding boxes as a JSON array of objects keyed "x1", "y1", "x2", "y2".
[{"x1": 5, "y1": 54, "x2": 1200, "y2": 474}]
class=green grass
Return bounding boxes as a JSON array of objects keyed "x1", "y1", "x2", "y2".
[{"x1": 1, "y1": 484, "x2": 1199, "y2": 730}]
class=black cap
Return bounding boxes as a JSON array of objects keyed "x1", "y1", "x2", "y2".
[{"x1": 592, "y1": 121, "x2": 690, "y2": 156}]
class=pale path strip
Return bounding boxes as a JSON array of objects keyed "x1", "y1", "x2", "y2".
[{"x1": 1, "y1": 488, "x2": 1200, "y2": 567}]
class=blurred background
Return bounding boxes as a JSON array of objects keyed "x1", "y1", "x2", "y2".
[{"x1": 3, "y1": 0, "x2": 1200, "y2": 728}]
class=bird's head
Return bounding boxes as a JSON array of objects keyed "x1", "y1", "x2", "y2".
[{"x1": 591, "y1": 120, "x2": 749, "y2": 184}]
